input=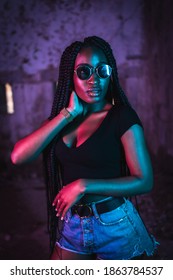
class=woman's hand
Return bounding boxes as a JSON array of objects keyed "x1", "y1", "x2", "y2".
[
  {"x1": 52, "y1": 179, "x2": 86, "y2": 220},
  {"x1": 66, "y1": 91, "x2": 84, "y2": 119}
]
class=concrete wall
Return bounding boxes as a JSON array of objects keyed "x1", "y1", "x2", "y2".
[
  {"x1": 0, "y1": 0, "x2": 143, "y2": 76},
  {"x1": 143, "y1": 0, "x2": 173, "y2": 173}
]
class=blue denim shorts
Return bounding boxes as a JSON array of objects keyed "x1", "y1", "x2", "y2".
[{"x1": 56, "y1": 198, "x2": 159, "y2": 260}]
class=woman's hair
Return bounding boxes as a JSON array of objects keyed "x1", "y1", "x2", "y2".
[{"x1": 43, "y1": 36, "x2": 130, "y2": 252}]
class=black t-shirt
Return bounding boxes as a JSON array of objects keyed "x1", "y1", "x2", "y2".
[{"x1": 55, "y1": 105, "x2": 143, "y2": 185}]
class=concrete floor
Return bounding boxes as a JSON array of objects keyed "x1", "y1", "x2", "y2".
[{"x1": 0, "y1": 165, "x2": 173, "y2": 260}]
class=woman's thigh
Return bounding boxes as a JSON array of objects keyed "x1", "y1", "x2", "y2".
[{"x1": 50, "y1": 244, "x2": 95, "y2": 260}]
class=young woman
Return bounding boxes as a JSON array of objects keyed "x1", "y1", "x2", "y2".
[{"x1": 11, "y1": 36, "x2": 158, "y2": 260}]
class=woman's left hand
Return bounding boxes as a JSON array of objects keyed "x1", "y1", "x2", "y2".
[{"x1": 52, "y1": 179, "x2": 86, "y2": 220}]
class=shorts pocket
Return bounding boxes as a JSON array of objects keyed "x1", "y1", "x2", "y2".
[{"x1": 96, "y1": 206, "x2": 127, "y2": 226}]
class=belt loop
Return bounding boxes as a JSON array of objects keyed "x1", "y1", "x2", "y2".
[
  {"x1": 91, "y1": 196, "x2": 113, "y2": 218},
  {"x1": 65, "y1": 209, "x2": 72, "y2": 223},
  {"x1": 92, "y1": 202, "x2": 99, "y2": 219}
]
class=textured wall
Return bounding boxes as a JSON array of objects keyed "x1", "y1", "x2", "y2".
[
  {"x1": 143, "y1": 0, "x2": 173, "y2": 172},
  {"x1": 0, "y1": 0, "x2": 143, "y2": 76}
]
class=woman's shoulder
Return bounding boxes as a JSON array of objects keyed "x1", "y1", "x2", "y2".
[
  {"x1": 111, "y1": 103, "x2": 135, "y2": 113},
  {"x1": 111, "y1": 104, "x2": 143, "y2": 137},
  {"x1": 111, "y1": 104, "x2": 140, "y2": 119}
]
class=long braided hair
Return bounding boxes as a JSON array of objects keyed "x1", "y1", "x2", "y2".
[{"x1": 43, "y1": 36, "x2": 131, "y2": 252}]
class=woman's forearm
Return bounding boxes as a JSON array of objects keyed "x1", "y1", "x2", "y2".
[
  {"x1": 11, "y1": 113, "x2": 68, "y2": 164},
  {"x1": 53, "y1": 175, "x2": 153, "y2": 220},
  {"x1": 83, "y1": 174, "x2": 153, "y2": 197}
]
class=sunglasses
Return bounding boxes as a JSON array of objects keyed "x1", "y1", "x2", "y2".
[{"x1": 74, "y1": 64, "x2": 112, "y2": 80}]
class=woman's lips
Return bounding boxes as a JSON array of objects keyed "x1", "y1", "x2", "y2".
[{"x1": 87, "y1": 88, "x2": 101, "y2": 96}]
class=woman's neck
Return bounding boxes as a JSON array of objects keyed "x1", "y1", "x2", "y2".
[{"x1": 83, "y1": 100, "x2": 111, "y2": 115}]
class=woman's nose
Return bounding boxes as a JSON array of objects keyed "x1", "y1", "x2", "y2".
[{"x1": 88, "y1": 72, "x2": 100, "y2": 84}]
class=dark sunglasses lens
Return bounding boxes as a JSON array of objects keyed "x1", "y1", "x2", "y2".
[
  {"x1": 98, "y1": 65, "x2": 112, "y2": 78},
  {"x1": 76, "y1": 66, "x2": 91, "y2": 80}
]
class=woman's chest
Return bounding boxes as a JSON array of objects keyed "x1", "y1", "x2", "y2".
[{"x1": 62, "y1": 111, "x2": 109, "y2": 148}]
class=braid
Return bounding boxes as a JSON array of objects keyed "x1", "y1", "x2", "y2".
[
  {"x1": 43, "y1": 41, "x2": 84, "y2": 252},
  {"x1": 43, "y1": 36, "x2": 131, "y2": 253},
  {"x1": 49, "y1": 42, "x2": 83, "y2": 120}
]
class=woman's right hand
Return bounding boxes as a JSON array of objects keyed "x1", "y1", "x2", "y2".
[{"x1": 66, "y1": 91, "x2": 84, "y2": 119}]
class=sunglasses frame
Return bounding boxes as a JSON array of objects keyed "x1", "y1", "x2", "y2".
[{"x1": 74, "y1": 64, "x2": 112, "y2": 80}]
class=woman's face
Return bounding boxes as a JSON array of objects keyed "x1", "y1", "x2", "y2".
[{"x1": 73, "y1": 46, "x2": 111, "y2": 104}]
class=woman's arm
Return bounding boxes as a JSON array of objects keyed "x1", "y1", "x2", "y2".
[
  {"x1": 11, "y1": 113, "x2": 70, "y2": 164},
  {"x1": 11, "y1": 91, "x2": 83, "y2": 164},
  {"x1": 54, "y1": 124, "x2": 153, "y2": 219}
]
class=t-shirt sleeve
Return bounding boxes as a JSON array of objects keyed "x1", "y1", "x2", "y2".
[{"x1": 118, "y1": 105, "x2": 143, "y2": 137}]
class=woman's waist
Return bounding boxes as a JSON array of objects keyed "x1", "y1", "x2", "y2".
[
  {"x1": 72, "y1": 195, "x2": 125, "y2": 218},
  {"x1": 78, "y1": 194, "x2": 111, "y2": 204}
]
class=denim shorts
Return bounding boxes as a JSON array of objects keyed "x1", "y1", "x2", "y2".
[{"x1": 56, "y1": 198, "x2": 159, "y2": 260}]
